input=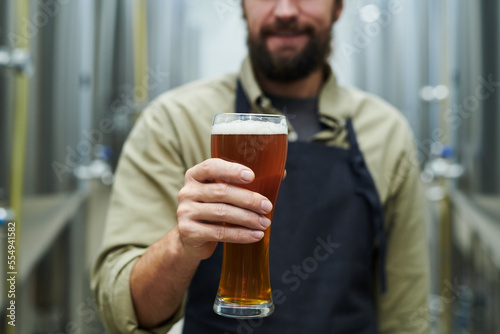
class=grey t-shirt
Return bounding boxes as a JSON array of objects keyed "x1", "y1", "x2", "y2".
[{"x1": 265, "y1": 93, "x2": 321, "y2": 142}]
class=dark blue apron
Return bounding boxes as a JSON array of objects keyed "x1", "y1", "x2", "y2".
[{"x1": 182, "y1": 80, "x2": 387, "y2": 334}]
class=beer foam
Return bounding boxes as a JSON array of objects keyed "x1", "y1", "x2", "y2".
[{"x1": 212, "y1": 119, "x2": 288, "y2": 135}]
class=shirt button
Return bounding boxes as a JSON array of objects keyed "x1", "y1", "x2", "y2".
[{"x1": 288, "y1": 132, "x2": 298, "y2": 142}]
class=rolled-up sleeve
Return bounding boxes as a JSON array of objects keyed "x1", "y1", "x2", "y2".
[
  {"x1": 92, "y1": 247, "x2": 185, "y2": 333},
  {"x1": 91, "y1": 101, "x2": 188, "y2": 333}
]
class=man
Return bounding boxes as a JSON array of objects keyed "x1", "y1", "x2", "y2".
[{"x1": 92, "y1": 0, "x2": 430, "y2": 333}]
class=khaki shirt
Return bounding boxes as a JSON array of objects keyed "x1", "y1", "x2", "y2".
[{"x1": 92, "y1": 57, "x2": 430, "y2": 333}]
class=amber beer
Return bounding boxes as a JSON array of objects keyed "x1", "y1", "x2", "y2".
[{"x1": 211, "y1": 113, "x2": 288, "y2": 318}]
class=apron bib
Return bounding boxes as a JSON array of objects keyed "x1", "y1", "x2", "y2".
[{"x1": 182, "y1": 81, "x2": 386, "y2": 334}]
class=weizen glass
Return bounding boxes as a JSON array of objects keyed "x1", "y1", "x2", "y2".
[{"x1": 211, "y1": 113, "x2": 288, "y2": 319}]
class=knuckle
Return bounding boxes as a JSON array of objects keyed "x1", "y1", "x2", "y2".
[
  {"x1": 215, "y1": 203, "x2": 228, "y2": 219},
  {"x1": 243, "y1": 192, "x2": 258, "y2": 208},
  {"x1": 235, "y1": 228, "x2": 246, "y2": 243},
  {"x1": 213, "y1": 226, "x2": 226, "y2": 241},
  {"x1": 177, "y1": 187, "x2": 188, "y2": 202},
  {"x1": 176, "y1": 204, "x2": 188, "y2": 219},
  {"x1": 200, "y1": 160, "x2": 214, "y2": 174},
  {"x1": 176, "y1": 201, "x2": 194, "y2": 220},
  {"x1": 230, "y1": 163, "x2": 241, "y2": 174},
  {"x1": 177, "y1": 219, "x2": 192, "y2": 237},
  {"x1": 184, "y1": 167, "x2": 194, "y2": 181},
  {"x1": 245, "y1": 211, "x2": 259, "y2": 226},
  {"x1": 213, "y1": 183, "x2": 230, "y2": 199}
]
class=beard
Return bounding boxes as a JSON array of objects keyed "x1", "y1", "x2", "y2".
[{"x1": 248, "y1": 19, "x2": 332, "y2": 82}]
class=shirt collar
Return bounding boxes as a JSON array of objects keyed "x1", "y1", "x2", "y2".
[{"x1": 238, "y1": 56, "x2": 352, "y2": 128}]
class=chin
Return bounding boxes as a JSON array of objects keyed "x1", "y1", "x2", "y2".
[{"x1": 270, "y1": 48, "x2": 304, "y2": 61}]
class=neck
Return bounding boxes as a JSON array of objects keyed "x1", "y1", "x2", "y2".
[{"x1": 255, "y1": 68, "x2": 324, "y2": 98}]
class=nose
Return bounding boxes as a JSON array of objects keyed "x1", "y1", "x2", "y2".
[{"x1": 274, "y1": 0, "x2": 299, "y2": 21}]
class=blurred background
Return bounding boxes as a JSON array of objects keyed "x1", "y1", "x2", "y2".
[{"x1": 0, "y1": 0, "x2": 499, "y2": 333}]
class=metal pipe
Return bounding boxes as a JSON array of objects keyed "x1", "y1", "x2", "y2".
[
  {"x1": 6, "y1": 0, "x2": 30, "y2": 332},
  {"x1": 133, "y1": 0, "x2": 149, "y2": 106}
]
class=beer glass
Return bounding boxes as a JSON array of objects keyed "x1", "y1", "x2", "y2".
[{"x1": 211, "y1": 113, "x2": 288, "y2": 318}]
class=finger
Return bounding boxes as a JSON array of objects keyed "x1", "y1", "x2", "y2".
[
  {"x1": 283, "y1": 169, "x2": 287, "y2": 180},
  {"x1": 191, "y1": 183, "x2": 273, "y2": 215},
  {"x1": 188, "y1": 221, "x2": 265, "y2": 244},
  {"x1": 186, "y1": 158, "x2": 254, "y2": 184},
  {"x1": 189, "y1": 202, "x2": 272, "y2": 231}
]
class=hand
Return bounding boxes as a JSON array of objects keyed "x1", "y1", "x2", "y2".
[{"x1": 177, "y1": 158, "x2": 273, "y2": 260}]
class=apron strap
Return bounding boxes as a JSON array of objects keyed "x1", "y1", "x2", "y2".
[
  {"x1": 235, "y1": 79, "x2": 251, "y2": 113},
  {"x1": 346, "y1": 118, "x2": 388, "y2": 293}
]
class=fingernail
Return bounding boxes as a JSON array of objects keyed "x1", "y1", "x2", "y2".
[
  {"x1": 260, "y1": 217, "x2": 271, "y2": 228},
  {"x1": 252, "y1": 231, "x2": 264, "y2": 239},
  {"x1": 241, "y1": 170, "x2": 254, "y2": 182},
  {"x1": 261, "y1": 200, "x2": 273, "y2": 213}
]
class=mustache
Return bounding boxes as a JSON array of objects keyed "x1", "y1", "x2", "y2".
[{"x1": 260, "y1": 19, "x2": 315, "y2": 37}]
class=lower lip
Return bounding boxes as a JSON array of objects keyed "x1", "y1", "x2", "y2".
[
  {"x1": 266, "y1": 34, "x2": 308, "y2": 49},
  {"x1": 268, "y1": 34, "x2": 307, "y2": 43}
]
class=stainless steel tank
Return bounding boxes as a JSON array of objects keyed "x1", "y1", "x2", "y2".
[{"x1": 453, "y1": 0, "x2": 500, "y2": 217}]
